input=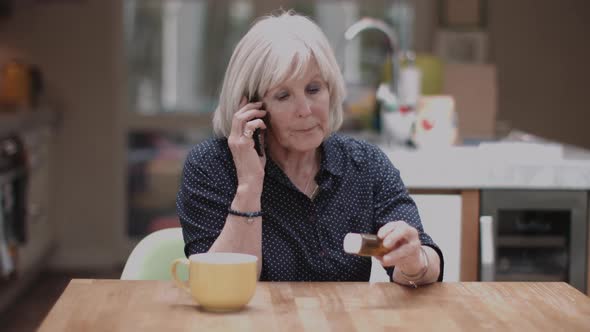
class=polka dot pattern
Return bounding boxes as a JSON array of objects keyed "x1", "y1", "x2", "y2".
[{"x1": 177, "y1": 133, "x2": 444, "y2": 281}]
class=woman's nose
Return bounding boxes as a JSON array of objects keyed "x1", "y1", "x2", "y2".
[{"x1": 295, "y1": 96, "x2": 313, "y2": 117}]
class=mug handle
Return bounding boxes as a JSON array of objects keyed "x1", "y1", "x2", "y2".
[{"x1": 170, "y1": 258, "x2": 190, "y2": 293}]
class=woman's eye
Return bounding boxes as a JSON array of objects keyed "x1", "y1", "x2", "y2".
[
  {"x1": 307, "y1": 84, "x2": 321, "y2": 94},
  {"x1": 276, "y1": 93, "x2": 289, "y2": 101}
]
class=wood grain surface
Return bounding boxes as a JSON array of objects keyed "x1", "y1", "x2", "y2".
[
  {"x1": 460, "y1": 189, "x2": 480, "y2": 281},
  {"x1": 39, "y1": 280, "x2": 590, "y2": 331}
]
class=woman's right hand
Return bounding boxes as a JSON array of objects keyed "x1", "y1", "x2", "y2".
[{"x1": 227, "y1": 97, "x2": 268, "y2": 192}]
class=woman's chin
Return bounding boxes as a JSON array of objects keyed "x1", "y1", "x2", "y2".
[
  {"x1": 272, "y1": 128, "x2": 326, "y2": 152},
  {"x1": 289, "y1": 135, "x2": 324, "y2": 152}
]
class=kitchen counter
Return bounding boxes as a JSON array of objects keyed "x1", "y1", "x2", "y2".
[
  {"x1": 381, "y1": 142, "x2": 590, "y2": 190},
  {"x1": 373, "y1": 133, "x2": 590, "y2": 291}
]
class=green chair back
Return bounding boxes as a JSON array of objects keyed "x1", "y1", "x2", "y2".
[{"x1": 121, "y1": 227, "x2": 188, "y2": 280}]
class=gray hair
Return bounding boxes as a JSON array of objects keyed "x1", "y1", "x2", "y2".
[{"x1": 212, "y1": 10, "x2": 346, "y2": 137}]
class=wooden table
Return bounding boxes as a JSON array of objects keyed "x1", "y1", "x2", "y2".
[{"x1": 39, "y1": 280, "x2": 590, "y2": 331}]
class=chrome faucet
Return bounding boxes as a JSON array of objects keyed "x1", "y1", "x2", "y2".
[{"x1": 344, "y1": 17, "x2": 400, "y2": 99}]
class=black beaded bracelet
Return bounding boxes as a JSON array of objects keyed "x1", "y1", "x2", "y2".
[{"x1": 228, "y1": 208, "x2": 263, "y2": 224}]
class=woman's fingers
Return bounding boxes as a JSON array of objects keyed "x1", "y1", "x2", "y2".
[
  {"x1": 235, "y1": 108, "x2": 266, "y2": 126},
  {"x1": 230, "y1": 97, "x2": 249, "y2": 133},
  {"x1": 229, "y1": 116, "x2": 268, "y2": 154},
  {"x1": 377, "y1": 221, "x2": 398, "y2": 239},
  {"x1": 243, "y1": 118, "x2": 267, "y2": 133},
  {"x1": 378, "y1": 240, "x2": 421, "y2": 267},
  {"x1": 383, "y1": 224, "x2": 417, "y2": 250},
  {"x1": 378, "y1": 221, "x2": 418, "y2": 250},
  {"x1": 376, "y1": 221, "x2": 421, "y2": 268},
  {"x1": 230, "y1": 100, "x2": 264, "y2": 135},
  {"x1": 240, "y1": 118, "x2": 267, "y2": 144},
  {"x1": 227, "y1": 97, "x2": 268, "y2": 184}
]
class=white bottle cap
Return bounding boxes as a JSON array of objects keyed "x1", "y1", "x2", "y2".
[{"x1": 343, "y1": 233, "x2": 363, "y2": 254}]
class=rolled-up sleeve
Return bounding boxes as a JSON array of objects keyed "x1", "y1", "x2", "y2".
[
  {"x1": 176, "y1": 144, "x2": 234, "y2": 257},
  {"x1": 371, "y1": 147, "x2": 444, "y2": 282}
]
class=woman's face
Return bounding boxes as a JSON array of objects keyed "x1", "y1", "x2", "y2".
[{"x1": 263, "y1": 61, "x2": 330, "y2": 153}]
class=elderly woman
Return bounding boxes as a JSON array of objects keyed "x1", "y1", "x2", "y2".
[{"x1": 177, "y1": 11, "x2": 443, "y2": 285}]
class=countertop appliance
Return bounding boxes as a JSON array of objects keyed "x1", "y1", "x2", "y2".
[
  {"x1": 480, "y1": 190, "x2": 588, "y2": 293},
  {"x1": 0, "y1": 134, "x2": 27, "y2": 277}
]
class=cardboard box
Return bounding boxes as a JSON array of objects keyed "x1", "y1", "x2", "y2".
[{"x1": 442, "y1": 63, "x2": 497, "y2": 140}]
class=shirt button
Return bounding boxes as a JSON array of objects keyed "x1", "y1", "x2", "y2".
[
  {"x1": 308, "y1": 215, "x2": 315, "y2": 223},
  {"x1": 319, "y1": 250, "x2": 326, "y2": 257}
]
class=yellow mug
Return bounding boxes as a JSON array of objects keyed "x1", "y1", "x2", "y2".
[{"x1": 170, "y1": 252, "x2": 258, "y2": 312}]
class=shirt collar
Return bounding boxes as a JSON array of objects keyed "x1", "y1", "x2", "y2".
[
  {"x1": 319, "y1": 133, "x2": 344, "y2": 177},
  {"x1": 265, "y1": 133, "x2": 344, "y2": 183}
]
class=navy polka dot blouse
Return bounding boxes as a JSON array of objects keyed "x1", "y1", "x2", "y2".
[{"x1": 177, "y1": 133, "x2": 444, "y2": 282}]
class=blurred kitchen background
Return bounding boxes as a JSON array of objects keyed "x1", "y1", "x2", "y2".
[{"x1": 1, "y1": 0, "x2": 589, "y2": 330}]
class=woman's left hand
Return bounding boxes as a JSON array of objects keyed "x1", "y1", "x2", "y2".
[{"x1": 376, "y1": 221, "x2": 425, "y2": 275}]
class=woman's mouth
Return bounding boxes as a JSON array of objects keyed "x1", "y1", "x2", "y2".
[{"x1": 294, "y1": 125, "x2": 317, "y2": 133}]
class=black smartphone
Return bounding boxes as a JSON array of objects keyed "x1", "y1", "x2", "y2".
[{"x1": 249, "y1": 94, "x2": 267, "y2": 156}]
